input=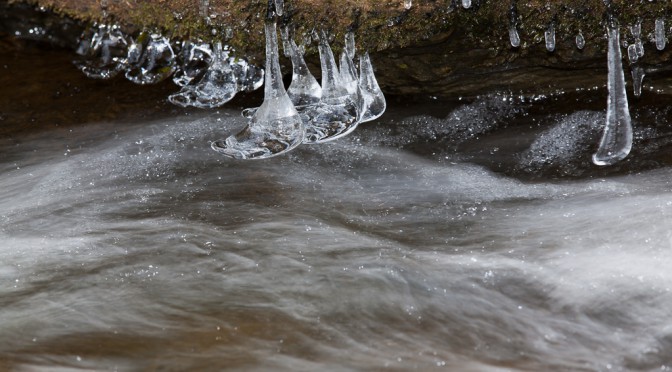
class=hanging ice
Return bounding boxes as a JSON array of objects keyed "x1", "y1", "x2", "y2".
[
  {"x1": 74, "y1": 24, "x2": 129, "y2": 79},
  {"x1": 125, "y1": 32, "x2": 176, "y2": 85},
  {"x1": 545, "y1": 23, "x2": 555, "y2": 52},
  {"x1": 631, "y1": 66, "x2": 645, "y2": 98},
  {"x1": 592, "y1": 24, "x2": 633, "y2": 166},
  {"x1": 357, "y1": 53, "x2": 386, "y2": 123},
  {"x1": 462, "y1": 0, "x2": 471, "y2": 9},
  {"x1": 168, "y1": 43, "x2": 238, "y2": 108},
  {"x1": 287, "y1": 39, "x2": 322, "y2": 106},
  {"x1": 507, "y1": 3, "x2": 520, "y2": 48},
  {"x1": 576, "y1": 32, "x2": 585, "y2": 50},
  {"x1": 345, "y1": 32, "x2": 356, "y2": 60},
  {"x1": 340, "y1": 51, "x2": 359, "y2": 97},
  {"x1": 211, "y1": 19, "x2": 304, "y2": 159},
  {"x1": 274, "y1": 0, "x2": 284, "y2": 16},
  {"x1": 172, "y1": 41, "x2": 213, "y2": 87},
  {"x1": 404, "y1": 0, "x2": 412, "y2": 10},
  {"x1": 301, "y1": 31, "x2": 360, "y2": 144},
  {"x1": 656, "y1": 18, "x2": 666, "y2": 51}
]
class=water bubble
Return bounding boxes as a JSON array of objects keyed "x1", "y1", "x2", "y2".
[
  {"x1": 211, "y1": 20, "x2": 304, "y2": 159},
  {"x1": 593, "y1": 23, "x2": 633, "y2": 166}
]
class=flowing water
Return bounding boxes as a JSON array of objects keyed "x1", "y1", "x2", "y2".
[{"x1": 4, "y1": 33, "x2": 672, "y2": 372}]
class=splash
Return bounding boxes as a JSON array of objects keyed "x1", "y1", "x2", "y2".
[
  {"x1": 357, "y1": 53, "x2": 386, "y2": 123},
  {"x1": 125, "y1": 32, "x2": 176, "y2": 85},
  {"x1": 302, "y1": 31, "x2": 360, "y2": 144},
  {"x1": 210, "y1": 20, "x2": 304, "y2": 159},
  {"x1": 168, "y1": 43, "x2": 238, "y2": 108},
  {"x1": 74, "y1": 24, "x2": 128, "y2": 79},
  {"x1": 592, "y1": 23, "x2": 633, "y2": 166}
]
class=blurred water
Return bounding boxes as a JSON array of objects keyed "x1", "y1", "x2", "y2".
[{"x1": 2, "y1": 96, "x2": 672, "y2": 371}]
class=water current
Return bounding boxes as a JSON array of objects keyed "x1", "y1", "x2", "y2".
[{"x1": 3, "y1": 36, "x2": 672, "y2": 372}]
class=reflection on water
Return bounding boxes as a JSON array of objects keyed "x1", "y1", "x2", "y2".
[{"x1": 3, "y1": 40, "x2": 672, "y2": 372}]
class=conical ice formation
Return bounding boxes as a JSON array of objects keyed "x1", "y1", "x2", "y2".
[
  {"x1": 357, "y1": 53, "x2": 386, "y2": 123},
  {"x1": 168, "y1": 43, "x2": 238, "y2": 108},
  {"x1": 593, "y1": 24, "x2": 633, "y2": 166},
  {"x1": 287, "y1": 39, "x2": 322, "y2": 107},
  {"x1": 125, "y1": 32, "x2": 176, "y2": 85},
  {"x1": 211, "y1": 20, "x2": 304, "y2": 160},
  {"x1": 302, "y1": 31, "x2": 360, "y2": 144},
  {"x1": 74, "y1": 24, "x2": 128, "y2": 79}
]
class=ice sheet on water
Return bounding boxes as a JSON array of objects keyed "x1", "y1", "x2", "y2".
[
  {"x1": 211, "y1": 21, "x2": 304, "y2": 159},
  {"x1": 593, "y1": 24, "x2": 633, "y2": 166},
  {"x1": 125, "y1": 33, "x2": 176, "y2": 85},
  {"x1": 168, "y1": 43, "x2": 238, "y2": 108},
  {"x1": 74, "y1": 24, "x2": 128, "y2": 79},
  {"x1": 655, "y1": 18, "x2": 666, "y2": 51},
  {"x1": 172, "y1": 41, "x2": 213, "y2": 87},
  {"x1": 357, "y1": 53, "x2": 386, "y2": 123},
  {"x1": 301, "y1": 31, "x2": 359, "y2": 144}
]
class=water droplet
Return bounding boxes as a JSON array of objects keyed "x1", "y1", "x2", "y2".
[
  {"x1": 656, "y1": 18, "x2": 666, "y2": 51},
  {"x1": 593, "y1": 24, "x2": 632, "y2": 166},
  {"x1": 211, "y1": 20, "x2": 304, "y2": 159}
]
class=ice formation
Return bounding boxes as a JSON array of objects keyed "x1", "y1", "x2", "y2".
[
  {"x1": 462, "y1": 0, "x2": 471, "y2": 9},
  {"x1": 287, "y1": 38, "x2": 322, "y2": 107},
  {"x1": 631, "y1": 66, "x2": 645, "y2": 98},
  {"x1": 74, "y1": 24, "x2": 128, "y2": 79},
  {"x1": 172, "y1": 41, "x2": 213, "y2": 87},
  {"x1": 545, "y1": 22, "x2": 555, "y2": 52},
  {"x1": 210, "y1": 20, "x2": 304, "y2": 159},
  {"x1": 592, "y1": 23, "x2": 633, "y2": 166},
  {"x1": 125, "y1": 33, "x2": 176, "y2": 85},
  {"x1": 357, "y1": 53, "x2": 386, "y2": 123},
  {"x1": 508, "y1": 4, "x2": 520, "y2": 48},
  {"x1": 576, "y1": 32, "x2": 585, "y2": 50},
  {"x1": 301, "y1": 31, "x2": 360, "y2": 144},
  {"x1": 655, "y1": 18, "x2": 666, "y2": 51},
  {"x1": 168, "y1": 43, "x2": 238, "y2": 108},
  {"x1": 404, "y1": 0, "x2": 412, "y2": 10}
]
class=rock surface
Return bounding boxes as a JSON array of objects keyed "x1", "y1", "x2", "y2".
[{"x1": 5, "y1": 0, "x2": 672, "y2": 96}]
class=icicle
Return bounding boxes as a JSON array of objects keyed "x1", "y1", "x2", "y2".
[
  {"x1": 280, "y1": 26, "x2": 291, "y2": 57},
  {"x1": 576, "y1": 31, "x2": 585, "y2": 50},
  {"x1": 274, "y1": 0, "x2": 284, "y2": 16},
  {"x1": 404, "y1": 0, "x2": 412, "y2": 10},
  {"x1": 287, "y1": 39, "x2": 322, "y2": 106},
  {"x1": 357, "y1": 53, "x2": 386, "y2": 123},
  {"x1": 168, "y1": 42, "x2": 238, "y2": 108},
  {"x1": 211, "y1": 19, "x2": 304, "y2": 159},
  {"x1": 627, "y1": 44, "x2": 639, "y2": 64},
  {"x1": 545, "y1": 22, "x2": 555, "y2": 52},
  {"x1": 74, "y1": 24, "x2": 129, "y2": 79},
  {"x1": 592, "y1": 24, "x2": 633, "y2": 166},
  {"x1": 631, "y1": 66, "x2": 645, "y2": 98},
  {"x1": 629, "y1": 20, "x2": 644, "y2": 61},
  {"x1": 340, "y1": 52, "x2": 359, "y2": 97},
  {"x1": 172, "y1": 42, "x2": 212, "y2": 87},
  {"x1": 125, "y1": 33, "x2": 176, "y2": 85},
  {"x1": 655, "y1": 18, "x2": 666, "y2": 51},
  {"x1": 345, "y1": 32, "x2": 356, "y2": 60},
  {"x1": 462, "y1": 0, "x2": 471, "y2": 9},
  {"x1": 508, "y1": 3, "x2": 520, "y2": 48},
  {"x1": 301, "y1": 30, "x2": 360, "y2": 144}
]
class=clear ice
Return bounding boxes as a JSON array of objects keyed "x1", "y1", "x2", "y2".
[
  {"x1": 357, "y1": 53, "x2": 387, "y2": 123},
  {"x1": 545, "y1": 23, "x2": 555, "y2": 52},
  {"x1": 172, "y1": 41, "x2": 213, "y2": 87},
  {"x1": 211, "y1": 20, "x2": 304, "y2": 159},
  {"x1": 340, "y1": 51, "x2": 359, "y2": 97},
  {"x1": 345, "y1": 32, "x2": 356, "y2": 60},
  {"x1": 302, "y1": 31, "x2": 360, "y2": 144},
  {"x1": 74, "y1": 24, "x2": 129, "y2": 79},
  {"x1": 576, "y1": 32, "x2": 585, "y2": 50},
  {"x1": 631, "y1": 66, "x2": 645, "y2": 98},
  {"x1": 509, "y1": 26, "x2": 520, "y2": 48},
  {"x1": 274, "y1": 0, "x2": 284, "y2": 16},
  {"x1": 125, "y1": 33, "x2": 176, "y2": 85},
  {"x1": 168, "y1": 43, "x2": 238, "y2": 108},
  {"x1": 229, "y1": 56, "x2": 264, "y2": 93},
  {"x1": 656, "y1": 18, "x2": 666, "y2": 51},
  {"x1": 404, "y1": 0, "x2": 412, "y2": 10},
  {"x1": 287, "y1": 38, "x2": 322, "y2": 106},
  {"x1": 592, "y1": 24, "x2": 633, "y2": 166},
  {"x1": 462, "y1": 0, "x2": 471, "y2": 9}
]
